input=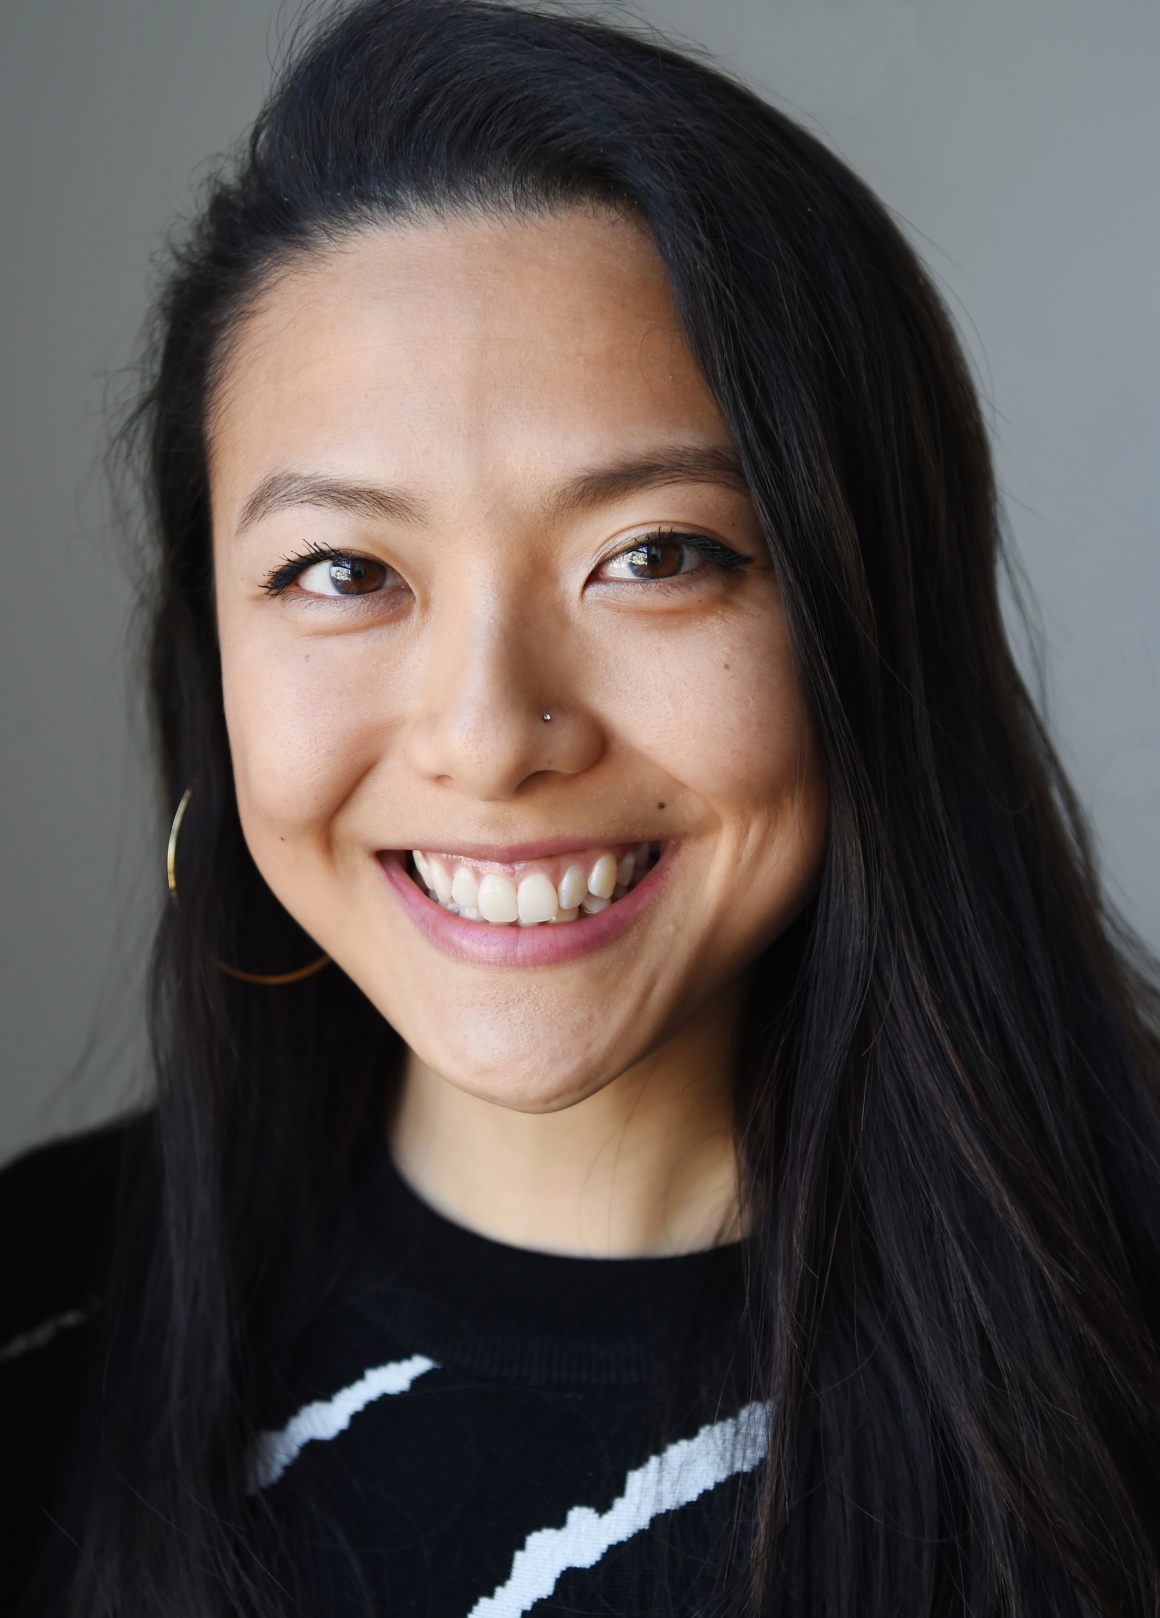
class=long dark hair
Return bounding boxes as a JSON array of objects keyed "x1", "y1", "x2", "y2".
[{"x1": 42, "y1": 2, "x2": 1160, "y2": 1613}]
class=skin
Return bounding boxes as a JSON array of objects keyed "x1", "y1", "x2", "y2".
[{"x1": 209, "y1": 207, "x2": 828, "y2": 1256}]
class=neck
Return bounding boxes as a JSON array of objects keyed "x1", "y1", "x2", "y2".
[{"x1": 389, "y1": 984, "x2": 745, "y2": 1257}]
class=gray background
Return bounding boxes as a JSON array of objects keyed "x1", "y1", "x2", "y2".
[{"x1": 2, "y1": 0, "x2": 1157, "y2": 1163}]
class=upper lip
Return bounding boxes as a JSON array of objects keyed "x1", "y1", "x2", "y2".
[{"x1": 381, "y1": 835, "x2": 663, "y2": 863}]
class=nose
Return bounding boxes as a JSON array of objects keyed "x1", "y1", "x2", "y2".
[{"x1": 403, "y1": 587, "x2": 605, "y2": 801}]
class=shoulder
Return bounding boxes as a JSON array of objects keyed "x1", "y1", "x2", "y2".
[
  {"x1": 0, "y1": 1116, "x2": 146, "y2": 1362},
  {"x1": 0, "y1": 1120, "x2": 148, "y2": 1608}
]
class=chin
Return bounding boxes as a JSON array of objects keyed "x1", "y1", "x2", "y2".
[{"x1": 403, "y1": 1016, "x2": 637, "y2": 1114}]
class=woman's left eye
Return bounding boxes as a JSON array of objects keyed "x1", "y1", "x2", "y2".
[{"x1": 597, "y1": 534, "x2": 748, "y2": 582}]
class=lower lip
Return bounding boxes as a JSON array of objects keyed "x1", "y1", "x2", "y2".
[{"x1": 377, "y1": 846, "x2": 672, "y2": 967}]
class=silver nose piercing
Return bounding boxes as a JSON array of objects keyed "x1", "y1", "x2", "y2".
[{"x1": 541, "y1": 712, "x2": 552, "y2": 722}]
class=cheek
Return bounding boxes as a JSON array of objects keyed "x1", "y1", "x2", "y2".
[
  {"x1": 607, "y1": 605, "x2": 820, "y2": 821},
  {"x1": 219, "y1": 617, "x2": 396, "y2": 841},
  {"x1": 602, "y1": 600, "x2": 828, "y2": 961}
]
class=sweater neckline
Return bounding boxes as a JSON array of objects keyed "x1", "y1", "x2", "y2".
[{"x1": 336, "y1": 1150, "x2": 750, "y2": 1386}]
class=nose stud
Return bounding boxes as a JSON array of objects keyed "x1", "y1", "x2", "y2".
[{"x1": 541, "y1": 712, "x2": 552, "y2": 722}]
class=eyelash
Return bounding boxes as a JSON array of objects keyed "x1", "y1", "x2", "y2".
[
  {"x1": 262, "y1": 540, "x2": 348, "y2": 597},
  {"x1": 653, "y1": 533, "x2": 750, "y2": 572},
  {"x1": 259, "y1": 530, "x2": 751, "y2": 597}
]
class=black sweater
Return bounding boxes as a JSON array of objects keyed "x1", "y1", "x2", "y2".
[{"x1": 0, "y1": 1126, "x2": 759, "y2": 1616}]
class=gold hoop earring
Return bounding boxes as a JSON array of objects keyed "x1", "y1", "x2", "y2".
[{"x1": 166, "y1": 788, "x2": 330, "y2": 987}]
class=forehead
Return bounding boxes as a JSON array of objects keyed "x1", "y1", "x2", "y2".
[{"x1": 207, "y1": 208, "x2": 731, "y2": 513}]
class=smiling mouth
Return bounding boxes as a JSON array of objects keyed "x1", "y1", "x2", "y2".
[{"x1": 405, "y1": 842, "x2": 661, "y2": 926}]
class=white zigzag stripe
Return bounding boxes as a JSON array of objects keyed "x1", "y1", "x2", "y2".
[
  {"x1": 252, "y1": 1352, "x2": 438, "y2": 1490},
  {"x1": 0, "y1": 1307, "x2": 87, "y2": 1365},
  {"x1": 466, "y1": 1400, "x2": 768, "y2": 1618}
]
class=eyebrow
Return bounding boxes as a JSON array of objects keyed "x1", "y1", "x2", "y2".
[
  {"x1": 546, "y1": 444, "x2": 750, "y2": 516},
  {"x1": 235, "y1": 445, "x2": 749, "y2": 535},
  {"x1": 237, "y1": 471, "x2": 426, "y2": 533}
]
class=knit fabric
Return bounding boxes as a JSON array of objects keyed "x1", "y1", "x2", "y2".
[{"x1": 0, "y1": 1127, "x2": 760, "y2": 1616}]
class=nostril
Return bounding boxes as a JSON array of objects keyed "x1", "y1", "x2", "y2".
[{"x1": 405, "y1": 694, "x2": 605, "y2": 798}]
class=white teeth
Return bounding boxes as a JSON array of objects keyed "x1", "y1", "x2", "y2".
[
  {"x1": 451, "y1": 866, "x2": 479, "y2": 912},
  {"x1": 413, "y1": 843, "x2": 658, "y2": 926},
  {"x1": 517, "y1": 872, "x2": 558, "y2": 925},
  {"x1": 587, "y1": 853, "x2": 618, "y2": 900},
  {"x1": 557, "y1": 863, "x2": 588, "y2": 912},
  {"x1": 477, "y1": 872, "x2": 519, "y2": 924},
  {"x1": 430, "y1": 859, "x2": 454, "y2": 904}
]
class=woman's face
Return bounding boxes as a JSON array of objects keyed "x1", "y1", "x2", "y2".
[{"x1": 210, "y1": 209, "x2": 827, "y2": 1112}]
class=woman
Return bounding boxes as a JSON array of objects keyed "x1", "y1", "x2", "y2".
[{"x1": 3, "y1": 1, "x2": 1159, "y2": 1613}]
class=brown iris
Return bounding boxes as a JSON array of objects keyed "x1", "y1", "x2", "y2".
[
  {"x1": 325, "y1": 555, "x2": 391, "y2": 595},
  {"x1": 619, "y1": 540, "x2": 694, "y2": 580}
]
